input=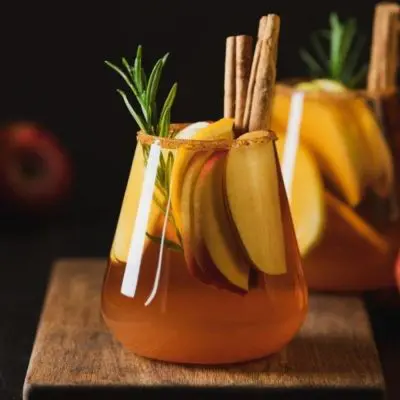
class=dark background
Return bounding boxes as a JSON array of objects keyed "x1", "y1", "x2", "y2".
[
  {"x1": 0, "y1": 0, "x2": 380, "y2": 223},
  {"x1": 0, "y1": 1, "x2": 399, "y2": 399}
]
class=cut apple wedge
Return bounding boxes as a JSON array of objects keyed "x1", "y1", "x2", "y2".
[
  {"x1": 180, "y1": 151, "x2": 213, "y2": 283},
  {"x1": 303, "y1": 191, "x2": 397, "y2": 291},
  {"x1": 225, "y1": 131, "x2": 287, "y2": 275},
  {"x1": 272, "y1": 85, "x2": 367, "y2": 206},
  {"x1": 275, "y1": 132, "x2": 325, "y2": 256},
  {"x1": 170, "y1": 118, "x2": 235, "y2": 234},
  {"x1": 175, "y1": 121, "x2": 210, "y2": 139},
  {"x1": 197, "y1": 151, "x2": 250, "y2": 291},
  {"x1": 180, "y1": 151, "x2": 247, "y2": 293},
  {"x1": 311, "y1": 79, "x2": 394, "y2": 198}
]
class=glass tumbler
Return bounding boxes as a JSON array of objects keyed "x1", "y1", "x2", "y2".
[{"x1": 101, "y1": 123, "x2": 308, "y2": 364}]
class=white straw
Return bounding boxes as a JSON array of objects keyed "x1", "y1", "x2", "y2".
[
  {"x1": 121, "y1": 141, "x2": 161, "y2": 298},
  {"x1": 281, "y1": 91, "x2": 304, "y2": 202},
  {"x1": 144, "y1": 172, "x2": 174, "y2": 307}
]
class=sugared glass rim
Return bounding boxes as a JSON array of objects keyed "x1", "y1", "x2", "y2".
[
  {"x1": 137, "y1": 123, "x2": 278, "y2": 150},
  {"x1": 275, "y1": 77, "x2": 397, "y2": 100}
]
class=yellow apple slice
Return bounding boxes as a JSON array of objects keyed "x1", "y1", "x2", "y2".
[
  {"x1": 275, "y1": 132, "x2": 325, "y2": 256},
  {"x1": 225, "y1": 131, "x2": 287, "y2": 275},
  {"x1": 110, "y1": 143, "x2": 165, "y2": 263},
  {"x1": 311, "y1": 78, "x2": 394, "y2": 198},
  {"x1": 198, "y1": 151, "x2": 249, "y2": 291},
  {"x1": 170, "y1": 118, "x2": 234, "y2": 233},
  {"x1": 303, "y1": 191, "x2": 396, "y2": 291},
  {"x1": 272, "y1": 84, "x2": 366, "y2": 206}
]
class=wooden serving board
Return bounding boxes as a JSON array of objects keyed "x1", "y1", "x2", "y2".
[{"x1": 23, "y1": 259, "x2": 385, "y2": 399}]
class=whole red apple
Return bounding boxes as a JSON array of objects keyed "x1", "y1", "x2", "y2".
[
  {"x1": 0, "y1": 121, "x2": 72, "y2": 210},
  {"x1": 396, "y1": 250, "x2": 400, "y2": 293}
]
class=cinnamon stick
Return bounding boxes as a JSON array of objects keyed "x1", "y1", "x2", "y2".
[
  {"x1": 234, "y1": 35, "x2": 253, "y2": 133},
  {"x1": 242, "y1": 41, "x2": 260, "y2": 131},
  {"x1": 261, "y1": 14, "x2": 280, "y2": 64},
  {"x1": 247, "y1": 15, "x2": 280, "y2": 131},
  {"x1": 243, "y1": 16, "x2": 267, "y2": 131},
  {"x1": 224, "y1": 36, "x2": 236, "y2": 118},
  {"x1": 248, "y1": 39, "x2": 276, "y2": 131},
  {"x1": 368, "y1": 2, "x2": 400, "y2": 92},
  {"x1": 258, "y1": 16, "x2": 268, "y2": 39}
]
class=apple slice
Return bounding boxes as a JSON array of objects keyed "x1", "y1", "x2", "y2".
[
  {"x1": 170, "y1": 118, "x2": 235, "y2": 234},
  {"x1": 111, "y1": 143, "x2": 165, "y2": 263},
  {"x1": 175, "y1": 122, "x2": 210, "y2": 139},
  {"x1": 180, "y1": 151, "x2": 214, "y2": 283},
  {"x1": 225, "y1": 131, "x2": 287, "y2": 275},
  {"x1": 311, "y1": 79, "x2": 394, "y2": 198},
  {"x1": 180, "y1": 152, "x2": 247, "y2": 293},
  {"x1": 272, "y1": 85, "x2": 366, "y2": 206},
  {"x1": 275, "y1": 131, "x2": 325, "y2": 256},
  {"x1": 196, "y1": 151, "x2": 250, "y2": 291}
]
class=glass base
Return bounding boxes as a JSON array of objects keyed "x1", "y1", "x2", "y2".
[{"x1": 101, "y1": 247, "x2": 307, "y2": 365}]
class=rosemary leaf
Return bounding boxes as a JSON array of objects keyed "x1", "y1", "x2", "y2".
[
  {"x1": 342, "y1": 34, "x2": 366, "y2": 87},
  {"x1": 109, "y1": 59, "x2": 149, "y2": 121},
  {"x1": 145, "y1": 59, "x2": 165, "y2": 130},
  {"x1": 145, "y1": 232, "x2": 183, "y2": 253},
  {"x1": 141, "y1": 68, "x2": 147, "y2": 89},
  {"x1": 330, "y1": 13, "x2": 344, "y2": 79},
  {"x1": 349, "y1": 63, "x2": 368, "y2": 88},
  {"x1": 167, "y1": 150, "x2": 174, "y2": 173},
  {"x1": 338, "y1": 18, "x2": 357, "y2": 79},
  {"x1": 105, "y1": 60, "x2": 139, "y2": 97},
  {"x1": 152, "y1": 194, "x2": 167, "y2": 214},
  {"x1": 158, "y1": 154, "x2": 167, "y2": 186},
  {"x1": 158, "y1": 83, "x2": 178, "y2": 137},
  {"x1": 165, "y1": 151, "x2": 174, "y2": 190},
  {"x1": 117, "y1": 89, "x2": 148, "y2": 132},
  {"x1": 162, "y1": 52, "x2": 170, "y2": 65},
  {"x1": 310, "y1": 32, "x2": 329, "y2": 70},
  {"x1": 299, "y1": 49, "x2": 324, "y2": 75},
  {"x1": 122, "y1": 57, "x2": 134, "y2": 79},
  {"x1": 165, "y1": 112, "x2": 172, "y2": 138},
  {"x1": 134, "y1": 45, "x2": 144, "y2": 93}
]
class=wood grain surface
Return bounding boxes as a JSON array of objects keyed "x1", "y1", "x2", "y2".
[{"x1": 23, "y1": 259, "x2": 385, "y2": 399}]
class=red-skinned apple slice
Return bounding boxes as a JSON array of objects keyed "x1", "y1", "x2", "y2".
[
  {"x1": 180, "y1": 151, "x2": 247, "y2": 294},
  {"x1": 197, "y1": 151, "x2": 250, "y2": 291}
]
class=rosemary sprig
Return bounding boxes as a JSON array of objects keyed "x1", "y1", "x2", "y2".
[
  {"x1": 105, "y1": 46, "x2": 178, "y2": 137},
  {"x1": 105, "y1": 46, "x2": 182, "y2": 252},
  {"x1": 300, "y1": 12, "x2": 368, "y2": 88}
]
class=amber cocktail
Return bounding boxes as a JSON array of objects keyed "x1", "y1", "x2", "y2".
[{"x1": 101, "y1": 123, "x2": 308, "y2": 364}]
